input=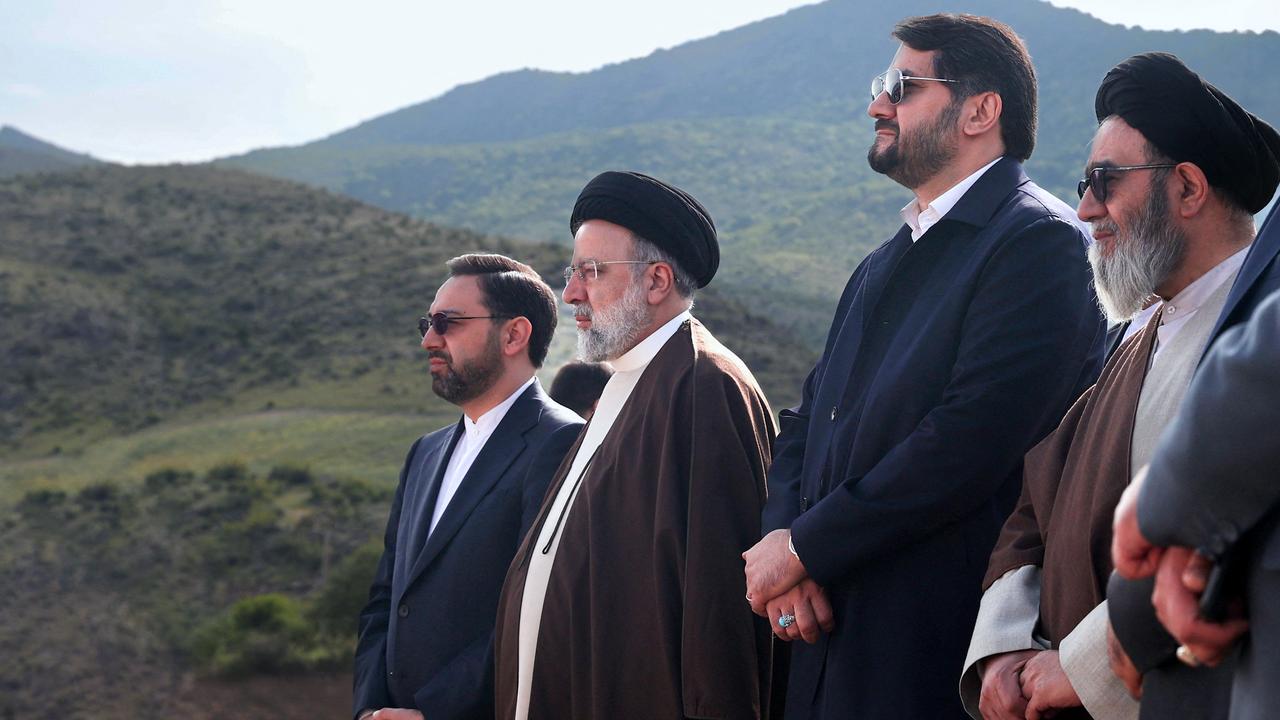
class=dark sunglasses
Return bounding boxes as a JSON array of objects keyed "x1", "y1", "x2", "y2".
[
  {"x1": 870, "y1": 67, "x2": 957, "y2": 104},
  {"x1": 417, "y1": 313, "x2": 512, "y2": 338},
  {"x1": 1077, "y1": 164, "x2": 1177, "y2": 203}
]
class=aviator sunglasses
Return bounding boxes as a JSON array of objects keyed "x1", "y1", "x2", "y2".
[
  {"x1": 1077, "y1": 164, "x2": 1177, "y2": 203},
  {"x1": 418, "y1": 312, "x2": 512, "y2": 337},
  {"x1": 870, "y1": 67, "x2": 957, "y2": 104}
]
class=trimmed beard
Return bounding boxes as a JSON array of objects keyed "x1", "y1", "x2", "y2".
[
  {"x1": 1088, "y1": 181, "x2": 1187, "y2": 323},
  {"x1": 429, "y1": 327, "x2": 503, "y2": 405},
  {"x1": 867, "y1": 98, "x2": 962, "y2": 189},
  {"x1": 575, "y1": 276, "x2": 652, "y2": 362}
]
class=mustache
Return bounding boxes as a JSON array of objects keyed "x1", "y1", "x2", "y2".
[
  {"x1": 1091, "y1": 221, "x2": 1119, "y2": 237},
  {"x1": 427, "y1": 350, "x2": 452, "y2": 363},
  {"x1": 573, "y1": 303, "x2": 593, "y2": 319},
  {"x1": 874, "y1": 119, "x2": 898, "y2": 133}
]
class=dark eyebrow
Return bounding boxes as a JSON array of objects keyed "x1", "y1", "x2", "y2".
[{"x1": 1083, "y1": 160, "x2": 1119, "y2": 174}]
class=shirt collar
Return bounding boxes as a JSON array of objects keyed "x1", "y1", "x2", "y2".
[
  {"x1": 1160, "y1": 246, "x2": 1250, "y2": 323},
  {"x1": 464, "y1": 376, "x2": 535, "y2": 439},
  {"x1": 609, "y1": 310, "x2": 692, "y2": 373},
  {"x1": 900, "y1": 156, "x2": 1004, "y2": 242}
]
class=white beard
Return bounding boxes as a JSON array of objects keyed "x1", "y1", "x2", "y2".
[
  {"x1": 1088, "y1": 190, "x2": 1186, "y2": 324},
  {"x1": 575, "y1": 279, "x2": 653, "y2": 362}
]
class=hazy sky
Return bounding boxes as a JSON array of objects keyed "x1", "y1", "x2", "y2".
[{"x1": 2, "y1": 0, "x2": 1276, "y2": 163}]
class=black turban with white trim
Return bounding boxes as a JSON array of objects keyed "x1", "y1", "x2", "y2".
[
  {"x1": 570, "y1": 171, "x2": 719, "y2": 288},
  {"x1": 1095, "y1": 52, "x2": 1280, "y2": 213}
]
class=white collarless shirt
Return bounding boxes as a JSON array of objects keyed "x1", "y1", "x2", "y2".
[
  {"x1": 429, "y1": 376, "x2": 536, "y2": 536},
  {"x1": 1151, "y1": 246, "x2": 1249, "y2": 357},
  {"x1": 900, "y1": 156, "x2": 1003, "y2": 242}
]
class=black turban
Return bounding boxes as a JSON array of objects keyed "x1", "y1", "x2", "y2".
[
  {"x1": 570, "y1": 171, "x2": 719, "y2": 288},
  {"x1": 1095, "y1": 52, "x2": 1280, "y2": 214}
]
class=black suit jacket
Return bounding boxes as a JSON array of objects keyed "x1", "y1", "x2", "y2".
[
  {"x1": 352, "y1": 380, "x2": 582, "y2": 719},
  {"x1": 1108, "y1": 203, "x2": 1280, "y2": 719},
  {"x1": 762, "y1": 158, "x2": 1106, "y2": 719}
]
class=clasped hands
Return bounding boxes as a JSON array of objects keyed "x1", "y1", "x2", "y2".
[
  {"x1": 979, "y1": 649, "x2": 1080, "y2": 720},
  {"x1": 742, "y1": 529, "x2": 835, "y2": 643},
  {"x1": 1111, "y1": 475, "x2": 1248, "y2": 669}
]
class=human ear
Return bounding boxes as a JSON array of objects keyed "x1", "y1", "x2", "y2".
[
  {"x1": 646, "y1": 262, "x2": 675, "y2": 305},
  {"x1": 501, "y1": 317, "x2": 533, "y2": 358},
  {"x1": 1171, "y1": 163, "x2": 1210, "y2": 219},
  {"x1": 962, "y1": 91, "x2": 1002, "y2": 138}
]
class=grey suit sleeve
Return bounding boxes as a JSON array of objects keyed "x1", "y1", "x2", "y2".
[
  {"x1": 1138, "y1": 288, "x2": 1280, "y2": 557},
  {"x1": 959, "y1": 565, "x2": 1046, "y2": 718}
]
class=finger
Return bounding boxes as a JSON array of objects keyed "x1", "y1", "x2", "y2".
[
  {"x1": 1181, "y1": 552, "x2": 1212, "y2": 593},
  {"x1": 994, "y1": 674, "x2": 1029, "y2": 720},
  {"x1": 1185, "y1": 618, "x2": 1250, "y2": 666},
  {"x1": 1018, "y1": 667, "x2": 1036, "y2": 699},
  {"x1": 793, "y1": 598, "x2": 820, "y2": 644},
  {"x1": 768, "y1": 603, "x2": 791, "y2": 642}
]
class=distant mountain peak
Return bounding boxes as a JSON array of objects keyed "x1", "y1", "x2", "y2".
[{"x1": 0, "y1": 125, "x2": 101, "y2": 178}]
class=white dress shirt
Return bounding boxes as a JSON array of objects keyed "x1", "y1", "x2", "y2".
[
  {"x1": 428, "y1": 376, "x2": 536, "y2": 536},
  {"x1": 900, "y1": 156, "x2": 1003, "y2": 242}
]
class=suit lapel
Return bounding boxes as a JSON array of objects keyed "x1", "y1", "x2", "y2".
[
  {"x1": 398, "y1": 422, "x2": 463, "y2": 582},
  {"x1": 404, "y1": 383, "x2": 542, "y2": 588},
  {"x1": 859, "y1": 225, "x2": 914, "y2": 330}
]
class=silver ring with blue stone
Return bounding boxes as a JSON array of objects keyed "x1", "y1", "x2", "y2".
[{"x1": 778, "y1": 613, "x2": 796, "y2": 628}]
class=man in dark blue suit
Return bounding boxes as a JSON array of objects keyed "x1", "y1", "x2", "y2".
[
  {"x1": 353, "y1": 254, "x2": 583, "y2": 720},
  {"x1": 743, "y1": 14, "x2": 1106, "y2": 719}
]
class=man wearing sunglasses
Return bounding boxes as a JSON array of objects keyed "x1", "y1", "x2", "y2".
[
  {"x1": 353, "y1": 254, "x2": 583, "y2": 720},
  {"x1": 493, "y1": 171, "x2": 778, "y2": 719},
  {"x1": 966, "y1": 53, "x2": 1280, "y2": 720},
  {"x1": 743, "y1": 13, "x2": 1106, "y2": 720}
]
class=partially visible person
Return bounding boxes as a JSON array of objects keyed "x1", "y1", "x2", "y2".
[
  {"x1": 548, "y1": 360, "x2": 612, "y2": 419},
  {"x1": 744, "y1": 13, "x2": 1105, "y2": 720},
  {"x1": 1112, "y1": 284, "x2": 1280, "y2": 720},
  {"x1": 353, "y1": 254, "x2": 583, "y2": 720},
  {"x1": 962, "y1": 52, "x2": 1279, "y2": 720},
  {"x1": 494, "y1": 170, "x2": 777, "y2": 719}
]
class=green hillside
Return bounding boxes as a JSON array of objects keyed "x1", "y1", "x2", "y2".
[
  {"x1": 221, "y1": 0, "x2": 1280, "y2": 344},
  {"x1": 0, "y1": 163, "x2": 811, "y2": 716},
  {"x1": 0, "y1": 165, "x2": 809, "y2": 456}
]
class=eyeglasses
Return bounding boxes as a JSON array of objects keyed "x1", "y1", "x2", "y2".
[
  {"x1": 870, "y1": 68, "x2": 957, "y2": 104},
  {"x1": 562, "y1": 260, "x2": 658, "y2": 284},
  {"x1": 1077, "y1": 164, "x2": 1177, "y2": 203},
  {"x1": 417, "y1": 312, "x2": 512, "y2": 337}
]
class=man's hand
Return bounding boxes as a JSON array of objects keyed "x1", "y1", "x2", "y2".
[
  {"x1": 1152, "y1": 546, "x2": 1248, "y2": 667},
  {"x1": 369, "y1": 709, "x2": 424, "y2": 720},
  {"x1": 977, "y1": 649, "x2": 1037, "y2": 720},
  {"x1": 743, "y1": 529, "x2": 807, "y2": 616},
  {"x1": 1018, "y1": 650, "x2": 1082, "y2": 720},
  {"x1": 764, "y1": 578, "x2": 834, "y2": 644},
  {"x1": 1105, "y1": 619, "x2": 1142, "y2": 699},
  {"x1": 1112, "y1": 469, "x2": 1162, "y2": 579}
]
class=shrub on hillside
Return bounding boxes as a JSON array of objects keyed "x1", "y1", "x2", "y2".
[{"x1": 192, "y1": 593, "x2": 314, "y2": 676}]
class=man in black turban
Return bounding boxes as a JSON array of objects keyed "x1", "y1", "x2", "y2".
[
  {"x1": 1097, "y1": 53, "x2": 1280, "y2": 720},
  {"x1": 493, "y1": 171, "x2": 779, "y2": 719},
  {"x1": 961, "y1": 51, "x2": 1280, "y2": 720}
]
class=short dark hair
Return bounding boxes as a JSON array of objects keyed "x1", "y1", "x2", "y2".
[
  {"x1": 549, "y1": 361, "x2": 613, "y2": 416},
  {"x1": 893, "y1": 14, "x2": 1038, "y2": 161},
  {"x1": 446, "y1": 253, "x2": 557, "y2": 367}
]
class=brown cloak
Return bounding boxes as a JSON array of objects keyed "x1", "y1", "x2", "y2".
[
  {"x1": 494, "y1": 318, "x2": 777, "y2": 719},
  {"x1": 984, "y1": 312, "x2": 1159, "y2": 644}
]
